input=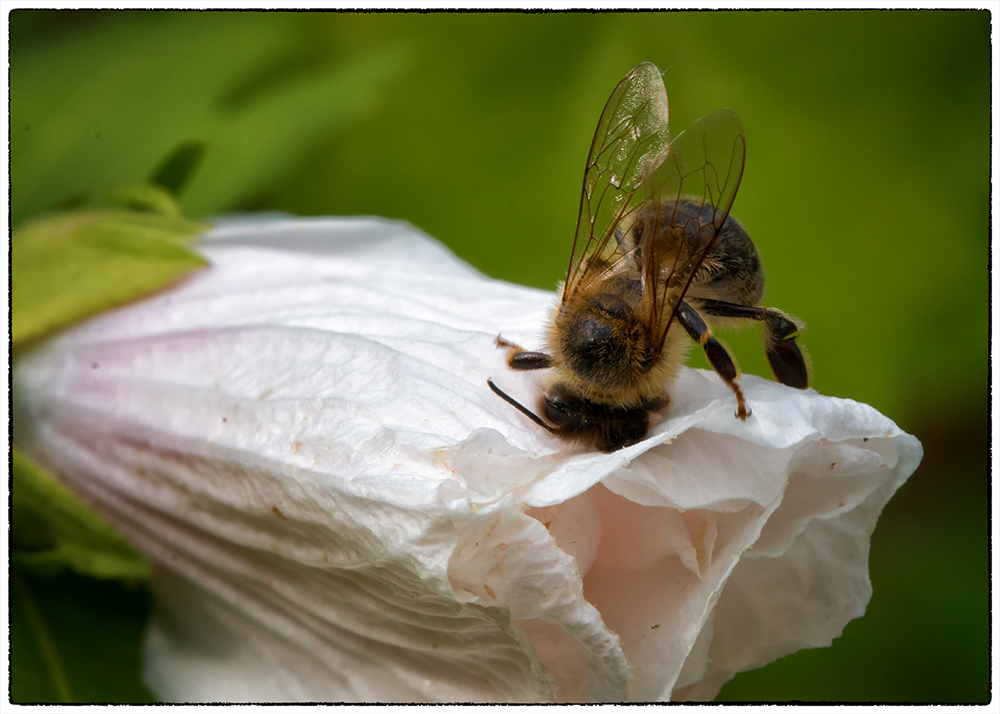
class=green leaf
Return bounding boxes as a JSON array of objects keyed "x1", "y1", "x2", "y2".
[
  {"x1": 177, "y1": 43, "x2": 408, "y2": 217},
  {"x1": 12, "y1": 209, "x2": 207, "y2": 346},
  {"x1": 150, "y1": 141, "x2": 208, "y2": 197},
  {"x1": 12, "y1": 448, "x2": 152, "y2": 581},
  {"x1": 11, "y1": 569, "x2": 154, "y2": 703}
]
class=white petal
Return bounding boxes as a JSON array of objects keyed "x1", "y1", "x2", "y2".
[{"x1": 13, "y1": 217, "x2": 922, "y2": 702}]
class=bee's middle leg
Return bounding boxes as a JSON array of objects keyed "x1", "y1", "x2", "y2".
[
  {"x1": 495, "y1": 335, "x2": 552, "y2": 371},
  {"x1": 675, "y1": 301, "x2": 749, "y2": 420}
]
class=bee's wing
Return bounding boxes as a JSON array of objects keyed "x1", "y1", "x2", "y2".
[
  {"x1": 563, "y1": 62, "x2": 669, "y2": 305},
  {"x1": 640, "y1": 108, "x2": 746, "y2": 352}
]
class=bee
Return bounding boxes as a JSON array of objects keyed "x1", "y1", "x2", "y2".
[{"x1": 488, "y1": 62, "x2": 809, "y2": 452}]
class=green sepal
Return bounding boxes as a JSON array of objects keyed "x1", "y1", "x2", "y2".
[
  {"x1": 12, "y1": 209, "x2": 208, "y2": 346},
  {"x1": 60, "y1": 183, "x2": 185, "y2": 218},
  {"x1": 12, "y1": 448, "x2": 153, "y2": 581}
]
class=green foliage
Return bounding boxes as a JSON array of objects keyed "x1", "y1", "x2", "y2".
[
  {"x1": 10, "y1": 10, "x2": 406, "y2": 225},
  {"x1": 12, "y1": 207, "x2": 208, "y2": 345},
  {"x1": 11, "y1": 570, "x2": 154, "y2": 703},
  {"x1": 9, "y1": 9, "x2": 989, "y2": 703},
  {"x1": 12, "y1": 449, "x2": 152, "y2": 580}
]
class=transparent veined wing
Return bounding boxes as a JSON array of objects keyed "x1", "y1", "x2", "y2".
[
  {"x1": 563, "y1": 62, "x2": 669, "y2": 305},
  {"x1": 636, "y1": 107, "x2": 746, "y2": 352}
]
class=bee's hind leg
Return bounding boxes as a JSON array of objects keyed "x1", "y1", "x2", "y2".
[
  {"x1": 697, "y1": 299, "x2": 810, "y2": 389},
  {"x1": 761, "y1": 311, "x2": 809, "y2": 389},
  {"x1": 495, "y1": 335, "x2": 552, "y2": 371},
  {"x1": 675, "y1": 301, "x2": 749, "y2": 420}
]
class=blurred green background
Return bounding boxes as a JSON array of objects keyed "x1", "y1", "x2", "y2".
[{"x1": 9, "y1": 9, "x2": 990, "y2": 703}]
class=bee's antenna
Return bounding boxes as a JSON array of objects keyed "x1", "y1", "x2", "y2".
[{"x1": 487, "y1": 379, "x2": 556, "y2": 433}]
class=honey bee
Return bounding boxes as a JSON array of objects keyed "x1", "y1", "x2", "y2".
[{"x1": 488, "y1": 62, "x2": 809, "y2": 452}]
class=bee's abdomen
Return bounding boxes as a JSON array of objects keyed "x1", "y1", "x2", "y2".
[{"x1": 690, "y1": 214, "x2": 765, "y2": 306}]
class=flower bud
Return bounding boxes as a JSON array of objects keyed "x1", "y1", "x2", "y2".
[{"x1": 13, "y1": 217, "x2": 922, "y2": 702}]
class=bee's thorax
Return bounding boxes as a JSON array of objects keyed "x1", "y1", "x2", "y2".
[{"x1": 558, "y1": 292, "x2": 652, "y2": 392}]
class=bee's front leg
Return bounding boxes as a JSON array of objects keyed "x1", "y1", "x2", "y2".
[{"x1": 495, "y1": 335, "x2": 552, "y2": 371}]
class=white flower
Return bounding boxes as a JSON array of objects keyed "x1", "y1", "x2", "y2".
[{"x1": 13, "y1": 217, "x2": 922, "y2": 702}]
